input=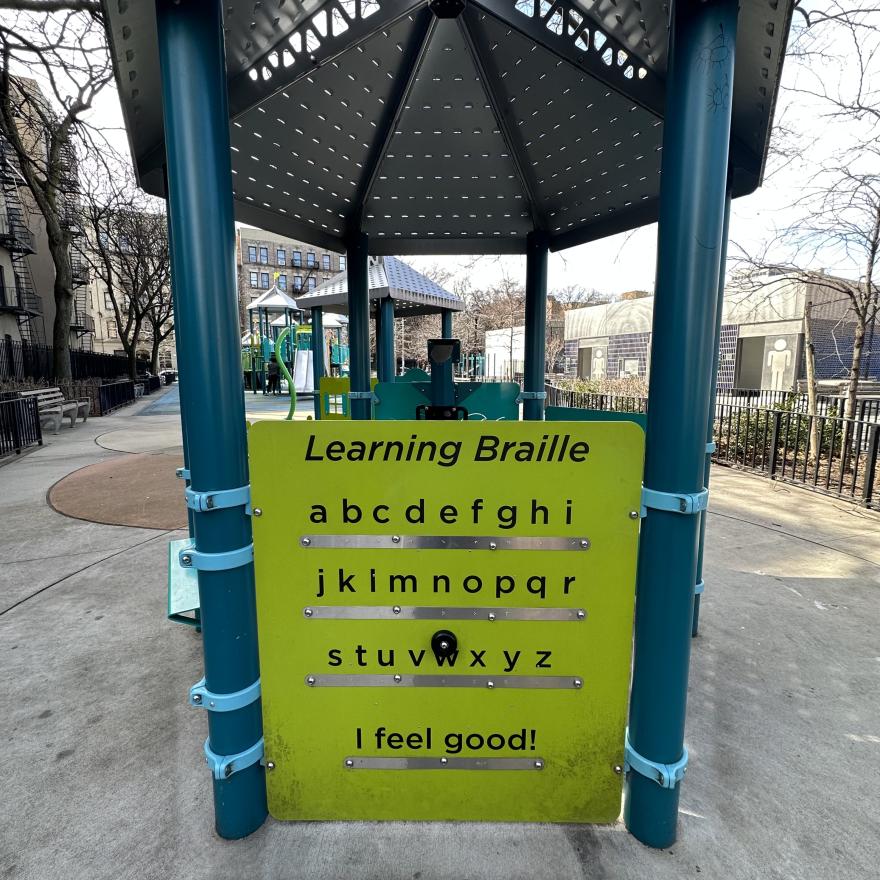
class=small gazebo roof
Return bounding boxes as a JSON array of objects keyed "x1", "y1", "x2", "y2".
[
  {"x1": 245, "y1": 287, "x2": 300, "y2": 312},
  {"x1": 270, "y1": 311, "x2": 349, "y2": 327},
  {"x1": 296, "y1": 255, "x2": 462, "y2": 316},
  {"x1": 105, "y1": 0, "x2": 793, "y2": 256}
]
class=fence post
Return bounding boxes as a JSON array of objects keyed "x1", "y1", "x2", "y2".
[
  {"x1": 768, "y1": 410, "x2": 783, "y2": 477},
  {"x1": 863, "y1": 424, "x2": 880, "y2": 507}
]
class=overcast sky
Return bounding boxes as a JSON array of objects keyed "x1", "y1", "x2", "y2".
[{"x1": 81, "y1": 1, "x2": 873, "y2": 298}]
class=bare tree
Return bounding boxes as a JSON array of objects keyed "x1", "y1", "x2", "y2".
[
  {"x1": 80, "y1": 155, "x2": 171, "y2": 379},
  {"x1": 0, "y1": 5, "x2": 111, "y2": 378},
  {"x1": 144, "y1": 268, "x2": 174, "y2": 375}
]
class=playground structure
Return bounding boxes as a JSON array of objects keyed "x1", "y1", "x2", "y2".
[
  {"x1": 244, "y1": 286, "x2": 306, "y2": 393},
  {"x1": 105, "y1": 0, "x2": 793, "y2": 848}
]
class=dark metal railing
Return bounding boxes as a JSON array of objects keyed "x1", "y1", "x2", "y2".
[
  {"x1": 712, "y1": 404, "x2": 878, "y2": 509},
  {"x1": 0, "y1": 396, "x2": 42, "y2": 458},
  {"x1": 545, "y1": 384, "x2": 648, "y2": 413},
  {"x1": 718, "y1": 387, "x2": 880, "y2": 422},
  {"x1": 543, "y1": 383, "x2": 880, "y2": 509},
  {"x1": 97, "y1": 379, "x2": 135, "y2": 414},
  {"x1": 137, "y1": 374, "x2": 161, "y2": 395},
  {"x1": 0, "y1": 339, "x2": 128, "y2": 382}
]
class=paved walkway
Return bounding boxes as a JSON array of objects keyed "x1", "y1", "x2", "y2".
[{"x1": 1, "y1": 391, "x2": 879, "y2": 880}]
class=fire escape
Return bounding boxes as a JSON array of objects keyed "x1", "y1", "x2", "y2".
[
  {"x1": 58, "y1": 140, "x2": 94, "y2": 351},
  {"x1": 0, "y1": 136, "x2": 44, "y2": 345}
]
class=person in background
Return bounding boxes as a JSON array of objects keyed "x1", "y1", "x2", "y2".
[{"x1": 267, "y1": 357, "x2": 280, "y2": 395}]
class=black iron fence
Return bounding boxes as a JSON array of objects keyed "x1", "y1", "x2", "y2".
[
  {"x1": 713, "y1": 404, "x2": 879, "y2": 510},
  {"x1": 717, "y1": 387, "x2": 880, "y2": 422},
  {"x1": 0, "y1": 396, "x2": 42, "y2": 459},
  {"x1": 141, "y1": 375, "x2": 162, "y2": 394},
  {"x1": 545, "y1": 383, "x2": 880, "y2": 509},
  {"x1": 1, "y1": 339, "x2": 129, "y2": 382},
  {"x1": 98, "y1": 379, "x2": 135, "y2": 414},
  {"x1": 545, "y1": 384, "x2": 648, "y2": 413}
]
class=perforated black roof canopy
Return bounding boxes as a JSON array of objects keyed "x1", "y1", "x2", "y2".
[{"x1": 105, "y1": 0, "x2": 793, "y2": 255}]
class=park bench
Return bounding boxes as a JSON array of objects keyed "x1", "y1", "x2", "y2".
[{"x1": 18, "y1": 388, "x2": 89, "y2": 434}]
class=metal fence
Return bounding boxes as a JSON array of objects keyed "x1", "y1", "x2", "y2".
[
  {"x1": 713, "y1": 404, "x2": 879, "y2": 509},
  {"x1": 717, "y1": 387, "x2": 880, "y2": 422},
  {"x1": 98, "y1": 379, "x2": 136, "y2": 414},
  {"x1": 545, "y1": 383, "x2": 880, "y2": 509},
  {"x1": 0, "y1": 339, "x2": 129, "y2": 382},
  {"x1": 0, "y1": 396, "x2": 42, "y2": 459},
  {"x1": 545, "y1": 384, "x2": 648, "y2": 413}
]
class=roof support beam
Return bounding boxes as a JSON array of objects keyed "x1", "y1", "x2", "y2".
[
  {"x1": 346, "y1": 6, "x2": 436, "y2": 235},
  {"x1": 458, "y1": 9, "x2": 550, "y2": 235}
]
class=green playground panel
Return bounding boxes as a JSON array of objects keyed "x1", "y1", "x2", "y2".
[
  {"x1": 545, "y1": 406, "x2": 647, "y2": 432},
  {"x1": 318, "y1": 376, "x2": 379, "y2": 420},
  {"x1": 397, "y1": 367, "x2": 430, "y2": 381},
  {"x1": 167, "y1": 537, "x2": 201, "y2": 626},
  {"x1": 373, "y1": 381, "x2": 520, "y2": 421}
]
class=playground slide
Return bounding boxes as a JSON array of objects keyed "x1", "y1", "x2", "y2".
[{"x1": 293, "y1": 349, "x2": 314, "y2": 394}]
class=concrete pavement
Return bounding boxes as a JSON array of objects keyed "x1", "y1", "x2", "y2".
[{"x1": 2, "y1": 391, "x2": 879, "y2": 880}]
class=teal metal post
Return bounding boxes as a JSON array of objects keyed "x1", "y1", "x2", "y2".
[
  {"x1": 312, "y1": 306, "x2": 324, "y2": 419},
  {"x1": 261, "y1": 309, "x2": 269, "y2": 394},
  {"x1": 378, "y1": 296, "x2": 395, "y2": 382},
  {"x1": 624, "y1": 0, "x2": 738, "y2": 849},
  {"x1": 347, "y1": 232, "x2": 371, "y2": 419},
  {"x1": 693, "y1": 186, "x2": 732, "y2": 637},
  {"x1": 440, "y1": 308, "x2": 453, "y2": 339},
  {"x1": 157, "y1": 0, "x2": 267, "y2": 840},
  {"x1": 523, "y1": 230, "x2": 549, "y2": 421},
  {"x1": 248, "y1": 310, "x2": 256, "y2": 394}
]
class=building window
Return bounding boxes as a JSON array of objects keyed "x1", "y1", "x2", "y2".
[
  {"x1": 259, "y1": 247, "x2": 269, "y2": 264},
  {"x1": 276, "y1": 248, "x2": 285, "y2": 265},
  {"x1": 0, "y1": 266, "x2": 5, "y2": 307},
  {"x1": 261, "y1": 272, "x2": 270, "y2": 289},
  {"x1": 306, "y1": 251, "x2": 316, "y2": 268},
  {"x1": 249, "y1": 271, "x2": 259, "y2": 287},
  {"x1": 293, "y1": 275, "x2": 303, "y2": 290},
  {"x1": 322, "y1": 254, "x2": 331, "y2": 271},
  {"x1": 292, "y1": 251, "x2": 302, "y2": 267},
  {"x1": 247, "y1": 245, "x2": 257, "y2": 263},
  {"x1": 307, "y1": 276, "x2": 317, "y2": 291},
  {"x1": 339, "y1": 255, "x2": 346, "y2": 270},
  {"x1": 104, "y1": 292, "x2": 114, "y2": 310},
  {"x1": 619, "y1": 358, "x2": 640, "y2": 378},
  {"x1": 107, "y1": 322, "x2": 117, "y2": 338},
  {"x1": 278, "y1": 274, "x2": 287, "y2": 291}
]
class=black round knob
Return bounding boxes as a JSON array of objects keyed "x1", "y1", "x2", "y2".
[{"x1": 431, "y1": 630, "x2": 458, "y2": 664}]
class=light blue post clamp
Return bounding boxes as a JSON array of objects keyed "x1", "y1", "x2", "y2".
[
  {"x1": 178, "y1": 542, "x2": 254, "y2": 571},
  {"x1": 694, "y1": 580, "x2": 705, "y2": 595},
  {"x1": 175, "y1": 467, "x2": 191, "y2": 480},
  {"x1": 640, "y1": 486, "x2": 709, "y2": 518},
  {"x1": 185, "y1": 484, "x2": 250, "y2": 512},
  {"x1": 516, "y1": 390, "x2": 548, "y2": 403},
  {"x1": 624, "y1": 728, "x2": 688, "y2": 789},
  {"x1": 705, "y1": 441, "x2": 717, "y2": 454},
  {"x1": 204, "y1": 737, "x2": 265, "y2": 780},
  {"x1": 189, "y1": 676, "x2": 261, "y2": 711}
]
